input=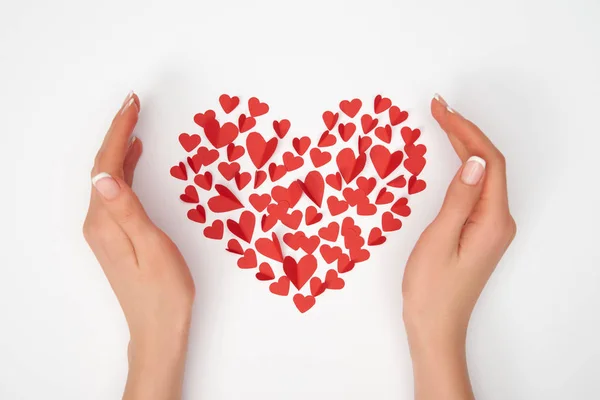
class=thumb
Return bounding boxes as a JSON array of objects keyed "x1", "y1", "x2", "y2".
[
  {"x1": 433, "y1": 156, "x2": 487, "y2": 236},
  {"x1": 91, "y1": 172, "x2": 155, "y2": 241}
]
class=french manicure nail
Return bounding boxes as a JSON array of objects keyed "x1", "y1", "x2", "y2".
[
  {"x1": 92, "y1": 173, "x2": 121, "y2": 200},
  {"x1": 434, "y1": 93, "x2": 448, "y2": 107},
  {"x1": 122, "y1": 91, "x2": 134, "y2": 107},
  {"x1": 121, "y1": 97, "x2": 135, "y2": 115},
  {"x1": 461, "y1": 156, "x2": 486, "y2": 185}
]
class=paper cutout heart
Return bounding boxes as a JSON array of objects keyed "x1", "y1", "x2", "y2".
[{"x1": 171, "y1": 95, "x2": 427, "y2": 313}]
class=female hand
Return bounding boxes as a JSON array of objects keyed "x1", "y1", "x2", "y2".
[
  {"x1": 402, "y1": 95, "x2": 516, "y2": 400},
  {"x1": 83, "y1": 93, "x2": 195, "y2": 400}
]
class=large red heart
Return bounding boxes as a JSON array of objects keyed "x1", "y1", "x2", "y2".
[{"x1": 172, "y1": 96, "x2": 427, "y2": 313}]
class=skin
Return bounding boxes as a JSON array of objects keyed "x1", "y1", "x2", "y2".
[{"x1": 83, "y1": 93, "x2": 515, "y2": 400}]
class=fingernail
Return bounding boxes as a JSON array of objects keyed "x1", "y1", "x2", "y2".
[
  {"x1": 461, "y1": 156, "x2": 486, "y2": 185},
  {"x1": 434, "y1": 93, "x2": 448, "y2": 107},
  {"x1": 128, "y1": 135, "x2": 137, "y2": 148},
  {"x1": 122, "y1": 91, "x2": 134, "y2": 107},
  {"x1": 121, "y1": 98, "x2": 135, "y2": 115},
  {"x1": 92, "y1": 173, "x2": 121, "y2": 200}
]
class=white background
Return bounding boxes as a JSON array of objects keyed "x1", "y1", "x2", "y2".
[{"x1": 1, "y1": 0, "x2": 599, "y2": 399}]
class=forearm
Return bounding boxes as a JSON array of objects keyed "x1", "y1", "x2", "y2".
[
  {"x1": 123, "y1": 334, "x2": 190, "y2": 400},
  {"x1": 406, "y1": 323, "x2": 474, "y2": 400}
]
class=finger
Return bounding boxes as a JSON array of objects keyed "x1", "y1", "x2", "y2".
[
  {"x1": 90, "y1": 172, "x2": 155, "y2": 243},
  {"x1": 430, "y1": 156, "x2": 486, "y2": 241},
  {"x1": 123, "y1": 137, "x2": 143, "y2": 186},
  {"x1": 93, "y1": 92, "x2": 141, "y2": 179},
  {"x1": 431, "y1": 94, "x2": 469, "y2": 161},
  {"x1": 431, "y1": 95, "x2": 509, "y2": 209}
]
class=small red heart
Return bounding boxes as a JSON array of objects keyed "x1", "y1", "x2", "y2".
[
  {"x1": 180, "y1": 185, "x2": 199, "y2": 203},
  {"x1": 268, "y1": 163, "x2": 287, "y2": 182},
  {"x1": 234, "y1": 172, "x2": 251, "y2": 190},
  {"x1": 187, "y1": 205, "x2": 206, "y2": 223},
  {"x1": 204, "y1": 120, "x2": 239, "y2": 149},
  {"x1": 187, "y1": 156, "x2": 202, "y2": 174},
  {"x1": 179, "y1": 133, "x2": 201, "y2": 152},
  {"x1": 249, "y1": 194, "x2": 271, "y2": 212},
  {"x1": 237, "y1": 249, "x2": 257, "y2": 269},
  {"x1": 370, "y1": 145, "x2": 404, "y2": 179},
  {"x1": 337, "y1": 254, "x2": 355, "y2": 273},
  {"x1": 374, "y1": 95, "x2": 392, "y2": 114},
  {"x1": 361, "y1": 114, "x2": 378, "y2": 134},
  {"x1": 195, "y1": 147, "x2": 220, "y2": 166},
  {"x1": 293, "y1": 294, "x2": 316, "y2": 313},
  {"x1": 405, "y1": 143, "x2": 427, "y2": 158},
  {"x1": 248, "y1": 97, "x2": 269, "y2": 117},
  {"x1": 342, "y1": 187, "x2": 366, "y2": 207},
  {"x1": 193, "y1": 110, "x2": 216, "y2": 128},
  {"x1": 404, "y1": 156, "x2": 426, "y2": 176},
  {"x1": 358, "y1": 136, "x2": 372, "y2": 154},
  {"x1": 389, "y1": 106, "x2": 409, "y2": 126},
  {"x1": 273, "y1": 119, "x2": 291, "y2": 139},
  {"x1": 408, "y1": 175, "x2": 427, "y2": 194},
  {"x1": 269, "y1": 276, "x2": 290, "y2": 296},
  {"x1": 271, "y1": 181, "x2": 302, "y2": 207},
  {"x1": 310, "y1": 277, "x2": 327, "y2": 297},
  {"x1": 255, "y1": 232, "x2": 284, "y2": 262},
  {"x1": 356, "y1": 177, "x2": 377, "y2": 195},
  {"x1": 342, "y1": 217, "x2": 361, "y2": 235},
  {"x1": 218, "y1": 162, "x2": 240, "y2": 181},
  {"x1": 339, "y1": 98, "x2": 362, "y2": 118},
  {"x1": 336, "y1": 148, "x2": 367, "y2": 184},
  {"x1": 325, "y1": 172, "x2": 342, "y2": 191},
  {"x1": 305, "y1": 206, "x2": 323, "y2": 226},
  {"x1": 356, "y1": 200, "x2": 377, "y2": 216},
  {"x1": 343, "y1": 229, "x2": 365, "y2": 251},
  {"x1": 219, "y1": 94, "x2": 240, "y2": 114},
  {"x1": 374, "y1": 124, "x2": 392, "y2": 144},
  {"x1": 261, "y1": 213, "x2": 278, "y2": 232},
  {"x1": 375, "y1": 188, "x2": 395, "y2": 205},
  {"x1": 318, "y1": 222, "x2": 340, "y2": 242},
  {"x1": 203, "y1": 219, "x2": 224, "y2": 239},
  {"x1": 283, "y1": 231, "x2": 305, "y2": 251},
  {"x1": 391, "y1": 197, "x2": 411, "y2": 217},
  {"x1": 207, "y1": 185, "x2": 244, "y2": 213},
  {"x1": 284, "y1": 255, "x2": 317, "y2": 290},
  {"x1": 327, "y1": 196, "x2": 349, "y2": 216},
  {"x1": 310, "y1": 148, "x2": 332, "y2": 168},
  {"x1": 401, "y1": 127, "x2": 421, "y2": 145},
  {"x1": 292, "y1": 136, "x2": 311, "y2": 155},
  {"x1": 247, "y1": 132, "x2": 278, "y2": 169},
  {"x1": 381, "y1": 212, "x2": 402, "y2": 232},
  {"x1": 300, "y1": 235, "x2": 320, "y2": 254},
  {"x1": 320, "y1": 245, "x2": 342, "y2": 264},
  {"x1": 238, "y1": 114, "x2": 256, "y2": 133},
  {"x1": 324, "y1": 269, "x2": 345, "y2": 289},
  {"x1": 322, "y1": 111, "x2": 339, "y2": 130},
  {"x1": 387, "y1": 175, "x2": 407, "y2": 188},
  {"x1": 367, "y1": 227, "x2": 386, "y2": 245},
  {"x1": 170, "y1": 162, "x2": 187, "y2": 180},
  {"x1": 227, "y1": 211, "x2": 256, "y2": 243},
  {"x1": 226, "y1": 239, "x2": 244, "y2": 255},
  {"x1": 318, "y1": 131, "x2": 337, "y2": 147},
  {"x1": 298, "y1": 171, "x2": 325, "y2": 207},
  {"x1": 338, "y1": 123, "x2": 357, "y2": 142},
  {"x1": 227, "y1": 143, "x2": 245, "y2": 162},
  {"x1": 282, "y1": 151, "x2": 304, "y2": 171},
  {"x1": 280, "y1": 210, "x2": 303, "y2": 230},
  {"x1": 350, "y1": 248, "x2": 370, "y2": 262},
  {"x1": 255, "y1": 262, "x2": 275, "y2": 281},
  {"x1": 254, "y1": 170, "x2": 267, "y2": 189}
]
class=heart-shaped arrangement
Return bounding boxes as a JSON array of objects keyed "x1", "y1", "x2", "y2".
[{"x1": 170, "y1": 95, "x2": 427, "y2": 313}]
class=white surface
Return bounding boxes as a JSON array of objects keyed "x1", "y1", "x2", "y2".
[{"x1": 1, "y1": 0, "x2": 599, "y2": 399}]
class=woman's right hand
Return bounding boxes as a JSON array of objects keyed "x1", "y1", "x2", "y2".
[{"x1": 402, "y1": 95, "x2": 517, "y2": 400}]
